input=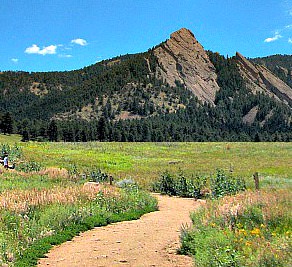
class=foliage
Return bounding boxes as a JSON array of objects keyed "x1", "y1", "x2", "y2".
[
  {"x1": 116, "y1": 178, "x2": 138, "y2": 191},
  {"x1": 88, "y1": 169, "x2": 109, "y2": 183},
  {"x1": 179, "y1": 188, "x2": 292, "y2": 266},
  {"x1": 153, "y1": 169, "x2": 245, "y2": 199}
]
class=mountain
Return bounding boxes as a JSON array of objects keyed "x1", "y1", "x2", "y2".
[{"x1": 0, "y1": 28, "x2": 291, "y2": 141}]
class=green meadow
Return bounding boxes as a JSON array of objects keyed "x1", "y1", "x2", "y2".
[{"x1": 20, "y1": 140, "x2": 292, "y2": 187}]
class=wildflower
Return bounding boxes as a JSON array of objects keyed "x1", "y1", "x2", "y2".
[
  {"x1": 271, "y1": 232, "x2": 277, "y2": 237},
  {"x1": 245, "y1": 241, "x2": 252, "y2": 246},
  {"x1": 250, "y1": 228, "x2": 261, "y2": 236},
  {"x1": 210, "y1": 222, "x2": 216, "y2": 227},
  {"x1": 260, "y1": 224, "x2": 266, "y2": 228},
  {"x1": 238, "y1": 229, "x2": 247, "y2": 236}
]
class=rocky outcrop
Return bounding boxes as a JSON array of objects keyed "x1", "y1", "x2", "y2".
[
  {"x1": 242, "y1": 106, "x2": 259, "y2": 125},
  {"x1": 236, "y1": 52, "x2": 292, "y2": 106},
  {"x1": 154, "y1": 28, "x2": 220, "y2": 104}
]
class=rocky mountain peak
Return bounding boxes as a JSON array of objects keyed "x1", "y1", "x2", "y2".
[
  {"x1": 154, "y1": 28, "x2": 220, "y2": 104},
  {"x1": 169, "y1": 27, "x2": 197, "y2": 44}
]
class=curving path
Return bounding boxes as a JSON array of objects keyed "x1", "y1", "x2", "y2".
[{"x1": 38, "y1": 194, "x2": 201, "y2": 267}]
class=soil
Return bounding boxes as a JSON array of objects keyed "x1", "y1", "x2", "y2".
[{"x1": 38, "y1": 194, "x2": 201, "y2": 267}]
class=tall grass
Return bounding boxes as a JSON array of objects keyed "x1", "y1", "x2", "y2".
[{"x1": 180, "y1": 188, "x2": 292, "y2": 266}]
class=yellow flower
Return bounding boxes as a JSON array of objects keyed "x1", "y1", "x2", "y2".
[
  {"x1": 238, "y1": 229, "x2": 247, "y2": 236},
  {"x1": 271, "y1": 232, "x2": 277, "y2": 237},
  {"x1": 245, "y1": 241, "x2": 252, "y2": 246},
  {"x1": 250, "y1": 228, "x2": 261, "y2": 236},
  {"x1": 260, "y1": 224, "x2": 266, "y2": 228}
]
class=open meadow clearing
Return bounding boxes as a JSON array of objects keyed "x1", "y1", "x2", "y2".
[
  {"x1": 0, "y1": 134, "x2": 291, "y2": 266},
  {"x1": 18, "y1": 140, "x2": 292, "y2": 188}
]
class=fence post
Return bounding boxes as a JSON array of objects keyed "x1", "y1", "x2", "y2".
[
  {"x1": 253, "y1": 172, "x2": 259, "y2": 190},
  {"x1": 109, "y1": 175, "x2": 113, "y2": 186}
]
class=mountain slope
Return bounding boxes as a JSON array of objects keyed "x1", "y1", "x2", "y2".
[{"x1": 0, "y1": 28, "x2": 291, "y2": 141}]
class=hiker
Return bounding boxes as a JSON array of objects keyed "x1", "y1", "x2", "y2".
[{"x1": 3, "y1": 154, "x2": 8, "y2": 169}]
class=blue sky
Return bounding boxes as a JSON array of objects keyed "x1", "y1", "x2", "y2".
[{"x1": 1, "y1": 0, "x2": 292, "y2": 72}]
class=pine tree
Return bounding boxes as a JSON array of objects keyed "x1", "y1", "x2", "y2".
[
  {"x1": 48, "y1": 120, "x2": 58, "y2": 142},
  {"x1": 1, "y1": 112, "x2": 14, "y2": 134}
]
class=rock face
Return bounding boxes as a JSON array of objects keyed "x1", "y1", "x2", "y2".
[
  {"x1": 154, "y1": 28, "x2": 220, "y2": 104},
  {"x1": 236, "y1": 52, "x2": 292, "y2": 106}
]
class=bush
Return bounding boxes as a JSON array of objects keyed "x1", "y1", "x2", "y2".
[
  {"x1": 211, "y1": 169, "x2": 246, "y2": 198},
  {"x1": 15, "y1": 161, "x2": 42, "y2": 172},
  {"x1": 89, "y1": 169, "x2": 109, "y2": 183},
  {"x1": 153, "y1": 169, "x2": 245, "y2": 199},
  {"x1": 1, "y1": 143, "x2": 22, "y2": 161}
]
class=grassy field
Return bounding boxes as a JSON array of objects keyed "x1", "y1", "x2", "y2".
[
  {"x1": 1, "y1": 134, "x2": 291, "y2": 188},
  {"x1": 23, "y1": 142, "x2": 292, "y2": 189},
  {"x1": 0, "y1": 134, "x2": 291, "y2": 266}
]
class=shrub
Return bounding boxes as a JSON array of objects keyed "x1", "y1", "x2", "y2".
[
  {"x1": 1, "y1": 143, "x2": 22, "y2": 161},
  {"x1": 153, "y1": 169, "x2": 245, "y2": 199},
  {"x1": 211, "y1": 169, "x2": 246, "y2": 198},
  {"x1": 89, "y1": 169, "x2": 109, "y2": 183},
  {"x1": 15, "y1": 161, "x2": 42, "y2": 172},
  {"x1": 153, "y1": 171, "x2": 177, "y2": 196}
]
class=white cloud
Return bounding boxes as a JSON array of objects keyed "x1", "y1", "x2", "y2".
[
  {"x1": 288, "y1": 38, "x2": 292, "y2": 43},
  {"x1": 71, "y1": 38, "x2": 88, "y2": 46},
  {"x1": 286, "y1": 24, "x2": 292, "y2": 29},
  {"x1": 264, "y1": 33, "x2": 282, "y2": 43},
  {"x1": 11, "y1": 58, "x2": 19, "y2": 63},
  {"x1": 58, "y1": 54, "x2": 73, "y2": 58},
  {"x1": 25, "y1": 44, "x2": 57, "y2": 55}
]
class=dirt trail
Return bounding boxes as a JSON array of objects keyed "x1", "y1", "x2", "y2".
[{"x1": 38, "y1": 194, "x2": 201, "y2": 267}]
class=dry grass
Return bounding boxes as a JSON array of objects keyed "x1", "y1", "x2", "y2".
[
  {"x1": 0, "y1": 184, "x2": 119, "y2": 213},
  {"x1": 38, "y1": 167, "x2": 69, "y2": 179}
]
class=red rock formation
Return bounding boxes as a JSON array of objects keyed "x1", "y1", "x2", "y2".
[{"x1": 154, "y1": 28, "x2": 220, "y2": 105}]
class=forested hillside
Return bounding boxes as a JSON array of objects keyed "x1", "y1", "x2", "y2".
[{"x1": 0, "y1": 29, "x2": 291, "y2": 141}]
